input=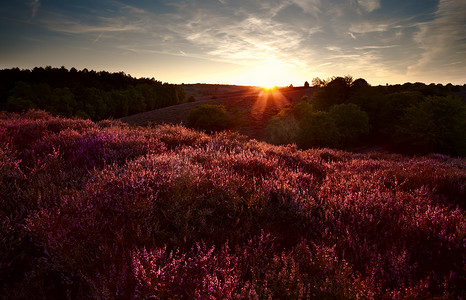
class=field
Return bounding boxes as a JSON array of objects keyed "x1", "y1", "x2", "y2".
[{"x1": 1, "y1": 110, "x2": 464, "y2": 298}]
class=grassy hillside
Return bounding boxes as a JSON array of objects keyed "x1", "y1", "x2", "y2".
[{"x1": 1, "y1": 110, "x2": 465, "y2": 298}]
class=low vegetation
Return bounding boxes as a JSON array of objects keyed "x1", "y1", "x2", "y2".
[{"x1": 1, "y1": 110, "x2": 464, "y2": 298}]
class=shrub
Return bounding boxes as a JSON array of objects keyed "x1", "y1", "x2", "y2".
[
  {"x1": 264, "y1": 112, "x2": 299, "y2": 145},
  {"x1": 329, "y1": 103, "x2": 369, "y2": 146},
  {"x1": 395, "y1": 95, "x2": 466, "y2": 156},
  {"x1": 186, "y1": 104, "x2": 232, "y2": 132},
  {"x1": 298, "y1": 111, "x2": 340, "y2": 149},
  {"x1": 187, "y1": 94, "x2": 196, "y2": 102}
]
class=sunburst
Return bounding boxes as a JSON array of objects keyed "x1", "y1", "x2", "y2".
[{"x1": 251, "y1": 87, "x2": 290, "y2": 121}]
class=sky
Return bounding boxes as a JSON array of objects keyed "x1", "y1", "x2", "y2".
[{"x1": 1, "y1": 0, "x2": 465, "y2": 87}]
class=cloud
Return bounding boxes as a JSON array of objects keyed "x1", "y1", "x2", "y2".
[
  {"x1": 326, "y1": 46, "x2": 341, "y2": 51},
  {"x1": 30, "y1": 0, "x2": 40, "y2": 18},
  {"x1": 93, "y1": 32, "x2": 104, "y2": 43},
  {"x1": 20, "y1": 0, "x2": 462, "y2": 84},
  {"x1": 357, "y1": 0, "x2": 380, "y2": 12},
  {"x1": 408, "y1": 0, "x2": 466, "y2": 81},
  {"x1": 42, "y1": 16, "x2": 140, "y2": 34},
  {"x1": 27, "y1": 0, "x2": 365, "y2": 71},
  {"x1": 349, "y1": 22, "x2": 388, "y2": 33},
  {"x1": 317, "y1": 62, "x2": 332, "y2": 67},
  {"x1": 150, "y1": 0, "x2": 417, "y2": 82},
  {"x1": 38, "y1": 5, "x2": 146, "y2": 35},
  {"x1": 290, "y1": 0, "x2": 322, "y2": 17},
  {"x1": 153, "y1": 1, "x2": 309, "y2": 66},
  {"x1": 193, "y1": 15, "x2": 304, "y2": 64},
  {"x1": 355, "y1": 45, "x2": 398, "y2": 49}
]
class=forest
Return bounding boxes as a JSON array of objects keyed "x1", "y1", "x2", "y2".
[
  {"x1": 0, "y1": 67, "x2": 186, "y2": 120},
  {"x1": 262, "y1": 77, "x2": 466, "y2": 156}
]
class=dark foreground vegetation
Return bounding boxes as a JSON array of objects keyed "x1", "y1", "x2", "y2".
[
  {"x1": 0, "y1": 67, "x2": 186, "y2": 120},
  {"x1": 265, "y1": 76, "x2": 466, "y2": 156},
  {"x1": 1, "y1": 110, "x2": 464, "y2": 298}
]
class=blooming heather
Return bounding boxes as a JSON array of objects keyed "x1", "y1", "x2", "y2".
[{"x1": 0, "y1": 110, "x2": 464, "y2": 298}]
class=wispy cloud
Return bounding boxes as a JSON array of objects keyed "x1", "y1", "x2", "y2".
[
  {"x1": 40, "y1": 11, "x2": 141, "y2": 34},
  {"x1": 156, "y1": 2, "x2": 309, "y2": 66},
  {"x1": 290, "y1": 0, "x2": 322, "y2": 17},
  {"x1": 350, "y1": 22, "x2": 388, "y2": 34},
  {"x1": 355, "y1": 45, "x2": 399, "y2": 49},
  {"x1": 93, "y1": 32, "x2": 104, "y2": 43},
  {"x1": 45, "y1": 20, "x2": 139, "y2": 34},
  {"x1": 357, "y1": 0, "x2": 380, "y2": 13},
  {"x1": 30, "y1": 0, "x2": 40, "y2": 18},
  {"x1": 326, "y1": 46, "x2": 341, "y2": 52},
  {"x1": 408, "y1": 0, "x2": 466, "y2": 81}
]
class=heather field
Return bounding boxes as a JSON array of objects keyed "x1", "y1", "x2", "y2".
[{"x1": 1, "y1": 110, "x2": 465, "y2": 299}]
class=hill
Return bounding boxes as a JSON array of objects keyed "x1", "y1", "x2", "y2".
[
  {"x1": 120, "y1": 84, "x2": 316, "y2": 140},
  {"x1": 121, "y1": 80, "x2": 466, "y2": 157},
  {"x1": 1, "y1": 110, "x2": 464, "y2": 298}
]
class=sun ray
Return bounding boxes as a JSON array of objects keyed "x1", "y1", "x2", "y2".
[{"x1": 251, "y1": 88, "x2": 290, "y2": 122}]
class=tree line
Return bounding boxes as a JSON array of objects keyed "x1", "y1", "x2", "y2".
[
  {"x1": 266, "y1": 76, "x2": 466, "y2": 156},
  {"x1": 0, "y1": 66, "x2": 186, "y2": 120}
]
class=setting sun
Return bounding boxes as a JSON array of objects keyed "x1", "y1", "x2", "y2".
[
  {"x1": 230, "y1": 59, "x2": 302, "y2": 88},
  {"x1": 261, "y1": 85, "x2": 278, "y2": 92}
]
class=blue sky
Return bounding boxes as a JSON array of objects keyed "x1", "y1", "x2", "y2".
[{"x1": 1, "y1": 0, "x2": 465, "y2": 86}]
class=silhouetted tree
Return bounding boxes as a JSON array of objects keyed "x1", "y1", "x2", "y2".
[
  {"x1": 311, "y1": 77, "x2": 326, "y2": 88},
  {"x1": 298, "y1": 111, "x2": 340, "y2": 149},
  {"x1": 311, "y1": 76, "x2": 353, "y2": 111},
  {"x1": 329, "y1": 103, "x2": 369, "y2": 147},
  {"x1": 395, "y1": 95, "x2": 466, "y2": 155},
  {"x1": 304, "y1": 81, "x2": 310, "y2": 88},
  {"x1": 350, "y1": 78, "x2": 369, "y2": 93}
]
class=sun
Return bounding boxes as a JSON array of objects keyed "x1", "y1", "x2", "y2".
[
  {"x1": 231, "y1": 59, "x2": 301, "y2": 88},
  {"x1": 261, "y1": 85, "x2": 278, "y2": 92}
]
